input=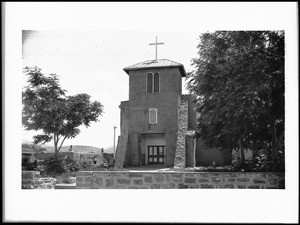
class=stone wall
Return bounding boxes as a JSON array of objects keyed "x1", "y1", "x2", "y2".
[
  {"x1": 76, "y1": 171, "x2": 285, "y2": 189},
  {"x1": 22, "y1": 171, "x2": 56, "y2": 189},
  {"x1": 174, "y1": 99, "x2": 188, "y2": 167}
]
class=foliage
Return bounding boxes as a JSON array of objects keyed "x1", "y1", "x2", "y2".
[
  {"x1": 22, "y1": 66, "x2": 104, "y2": 153},
  {"x1": 188, "y1": 31, "x2": 284, "y2": 171},
  {"x1": 40, "y1": 154, "x2": 80, "y2": 176},
  {"x1": 22, "y1": 159, "x2": 39, "y2": 171}
]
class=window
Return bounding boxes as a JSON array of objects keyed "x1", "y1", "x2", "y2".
[
  {"x1": 146, "y1": 72, "x2": 160, "y2": 93},
  {"x1": 154, "y1": 72, "x2": 159, "y2": 93},
  {"x1": 149, "y1": 108, "x2": 157, "y2": 124},
  {"x1": 147, "y1": 73, "x2": 153, "y2": 93}
]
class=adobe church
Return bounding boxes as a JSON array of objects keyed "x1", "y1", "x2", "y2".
[{"x1": 114, "y1": 37, "x2": 231, "y2": 169}]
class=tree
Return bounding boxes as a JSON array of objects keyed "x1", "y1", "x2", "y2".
[
  {"x1": 187, "y1": 31, "x2": 284, "y2": 170},
  {"x1": 22, "y1": 66, "x2": 104, "y2": 154}
]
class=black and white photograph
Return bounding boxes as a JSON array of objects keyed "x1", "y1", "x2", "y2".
[{"x1": 3, "y1": 2, "x2": 298, "y2": 223}]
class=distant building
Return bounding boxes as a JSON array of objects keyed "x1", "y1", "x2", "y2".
[{"x1": 22, "y1": 147, "x2": 36, "y2": 163}]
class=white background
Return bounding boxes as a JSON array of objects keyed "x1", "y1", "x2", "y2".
[{"x1": 3, "y1": 2, "x2": 299, "y2": 223}]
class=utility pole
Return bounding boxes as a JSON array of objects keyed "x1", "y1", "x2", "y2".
[{"x1": 113, "y1": 126, "x2": 117, "y2": 158}]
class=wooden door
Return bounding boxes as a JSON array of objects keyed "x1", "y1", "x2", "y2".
[{"x1": 148, "y1": 146, "x2": 165, "y2": 164}]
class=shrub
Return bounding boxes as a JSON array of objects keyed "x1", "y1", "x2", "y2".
[
  {"x1": 22, "y1": 159, "x2": 39, "y2": 171},
  {"x1": 41, "y1": 154, "x2": 80, "y2": 176}
]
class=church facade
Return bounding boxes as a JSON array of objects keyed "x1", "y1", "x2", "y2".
[{"x1": 114, "y1": 58, "x2": 232, "y2": 169}]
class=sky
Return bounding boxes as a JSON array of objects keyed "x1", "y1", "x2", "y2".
[{"x1": 22, "y1": 30, "x2": 200, "y2": 149}]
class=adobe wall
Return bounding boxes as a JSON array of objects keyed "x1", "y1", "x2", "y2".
[
  {"x1": 127, "y1": 67, "x2": 183, "y2": 167},
  {"x1": 76, "y1": 171, "x2": 285, "y2": 189}
]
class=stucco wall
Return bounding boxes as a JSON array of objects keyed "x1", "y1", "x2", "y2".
[
  {"x1": 76, "y1": 171, "x2": 284, "y2": 189},
  {"x1": 126, "y1": 67, "x2": 183, "y2": 167}
]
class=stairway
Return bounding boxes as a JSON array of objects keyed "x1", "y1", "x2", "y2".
[
  {"x1": 114, "y1": 134, "x2": 128, "y2": 169},
  {"x1": 174, "y1": 99, "x2": 188, "y2": 168}
]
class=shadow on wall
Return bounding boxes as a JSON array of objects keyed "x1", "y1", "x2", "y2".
[{"x1": 196, "y1": 141, "x2": 232, "y2": 166}]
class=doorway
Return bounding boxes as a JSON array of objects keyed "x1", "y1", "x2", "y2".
[{"x1": 147, "y1": 146, "x2": 165, "y2": 164}]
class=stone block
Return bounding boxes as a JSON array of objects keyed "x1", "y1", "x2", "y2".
[
  {"x1": 162, "y1": 183, "x2": 176, "y2": 189},
  {"x1": 178, "y1": 183, "x2": 189, "y2": 189},
  {"x1": 115, "y1": 185, "x2": 127, "y2": 189},
  {"x1": 212, "y1": 177, "x2": 222, "y2": 183},
  {"x1": 199, "y1": 179, "x2": 209, "y2": 183},
  {"x1": 151, "y1": 184, "x2": 161, "y2": 189},
  {"x1": 133, "y1": 179, "x2": 143, "y2": 185},
  {"x1": 76, "y1": 177, "x2": 83, "y2": 182},
  {"x1": 237, "y1": 185, "x2": 246, "y2": 189},
  {"x1": 84, "y1": 177, "x2": 92, "y2": 182},
  {"x1": 105, "y1": 179, "x2": 115, "y2": 188},
  {"x1": 227, "y1": 178, "x2": 236, "y2": 182},
  {"x1": 165, "y1": 174, "x2": 171, "y2": 182},
  {"x1": 253, "y1": 179, "x2": 266, "y2": 184},
  {"x1": 129, "y1": 186, "x2": 139, "y2": 189},
  {"x1": 117, "y1": 178, "x2": 131, "y2": 185},
  {"x1": 144, "y1": 176, "x2": 153, "y2": 183},
  {"x1": 76, "y1": 182, "x2": 92, "y2": 189},
  {"x1": 154, "y1": 174, "x2": 165, "y2": 182},
  {"x1": 92, "y1": 177, "x2": 104, "y2": 189},
  {"x1": 200, "y1": 184, "x2": 214, "y2": 189},
  {"x1": 237, "y1": 178, "x2": 250, "y2": 182},
  {"x1": 219, "y1": 184, "x2": 235, "y2": 189},
  {"x1": 248, "y1": 185, "x2": 261, "y2": 189},
  {"x1": 184, "y1": 178, "x2": 196, "y2": 184},
  {"x1": 172, "y1": 174, "x2": 183, "y2": 182},
  {"x1": 129, "y1": 173, "x2": 143, "y2": 178},
  {"x1": 189, "y1": 185, "x2": 200, "y2": 189},
  {"x1": 199, "y1": 173, "x2": 209, "y2": 178},
  {"x1": 279, "y1": 179, "x2": 285, "y2": 189},
  {"x1": 267, "y1": 178, "x2": 278, "y2": 186}
]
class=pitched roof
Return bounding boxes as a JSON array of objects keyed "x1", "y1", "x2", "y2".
[{"x1": 123, "y1": 59, "x2": 186, "y2": 77}]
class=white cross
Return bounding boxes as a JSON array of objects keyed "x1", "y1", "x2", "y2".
[{"x1": 149, "y1": 36, "x2": 164, "y2": 60}]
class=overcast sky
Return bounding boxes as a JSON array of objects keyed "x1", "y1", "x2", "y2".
[{"x1": 22, "y1": 30, "x2": 200, "y2": 148}]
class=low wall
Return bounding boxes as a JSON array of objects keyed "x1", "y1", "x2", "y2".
[
  {"x1": 22, "y1": 171, "x2": 56, "y2": 189},
  {"x1": 76, "y1": 171, "x2": 285, "y2": 189}
]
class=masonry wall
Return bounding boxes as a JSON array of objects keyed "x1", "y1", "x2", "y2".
[{"x1": 76, "y1": 171, "x2": 285, "y2": 189}]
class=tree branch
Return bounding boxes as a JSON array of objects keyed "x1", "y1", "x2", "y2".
[{"x1": 57, "y1": 135, "x2": 67, "y2": 152}]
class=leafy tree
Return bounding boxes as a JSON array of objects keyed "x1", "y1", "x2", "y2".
[
  {"x1": 22, "y1": 66, "x2": 104, "y2": 154},
  {"x1": 188, "y1": 31, "x2": 284, "y2": 170}
]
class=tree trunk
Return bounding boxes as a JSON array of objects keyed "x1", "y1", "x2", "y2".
[
  {"x1": 270, "y1": 116, "x2": 279, "y2": 163},
  {"x1": 54, "y1": 134, "x2": 59, "y2": 155},
  {"x1": 238, "y1": 138, "x2": 245, "y2": 169},
  {"x1": 252, "y1": 140, "x2": 258, "y2": 168}
]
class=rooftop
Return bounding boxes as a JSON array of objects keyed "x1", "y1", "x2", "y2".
[{"x1": 123, "y1": 59, "x2": 186, "y2": 77}]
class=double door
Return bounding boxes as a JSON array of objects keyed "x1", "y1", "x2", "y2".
[{"x1": 147, "y1": 146, "x2": 165, "y2": 164}]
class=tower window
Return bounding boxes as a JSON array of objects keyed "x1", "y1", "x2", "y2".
[
  {"x1": 146, "y1": 72, "x2": 160, "y2": 93},
  {"x1": 149, "y1": 108, "x2": 157, "y2": 124},
  {"x1": 154, "y1": 72, "x2": 159, "y2": 93},
  {"x1": 147, "y1": 73, "x2": 153, "y2": 93}
]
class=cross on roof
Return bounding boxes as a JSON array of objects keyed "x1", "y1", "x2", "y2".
[{"x1": 149, "y1": 36, "x2": 164, "y2": 60}]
